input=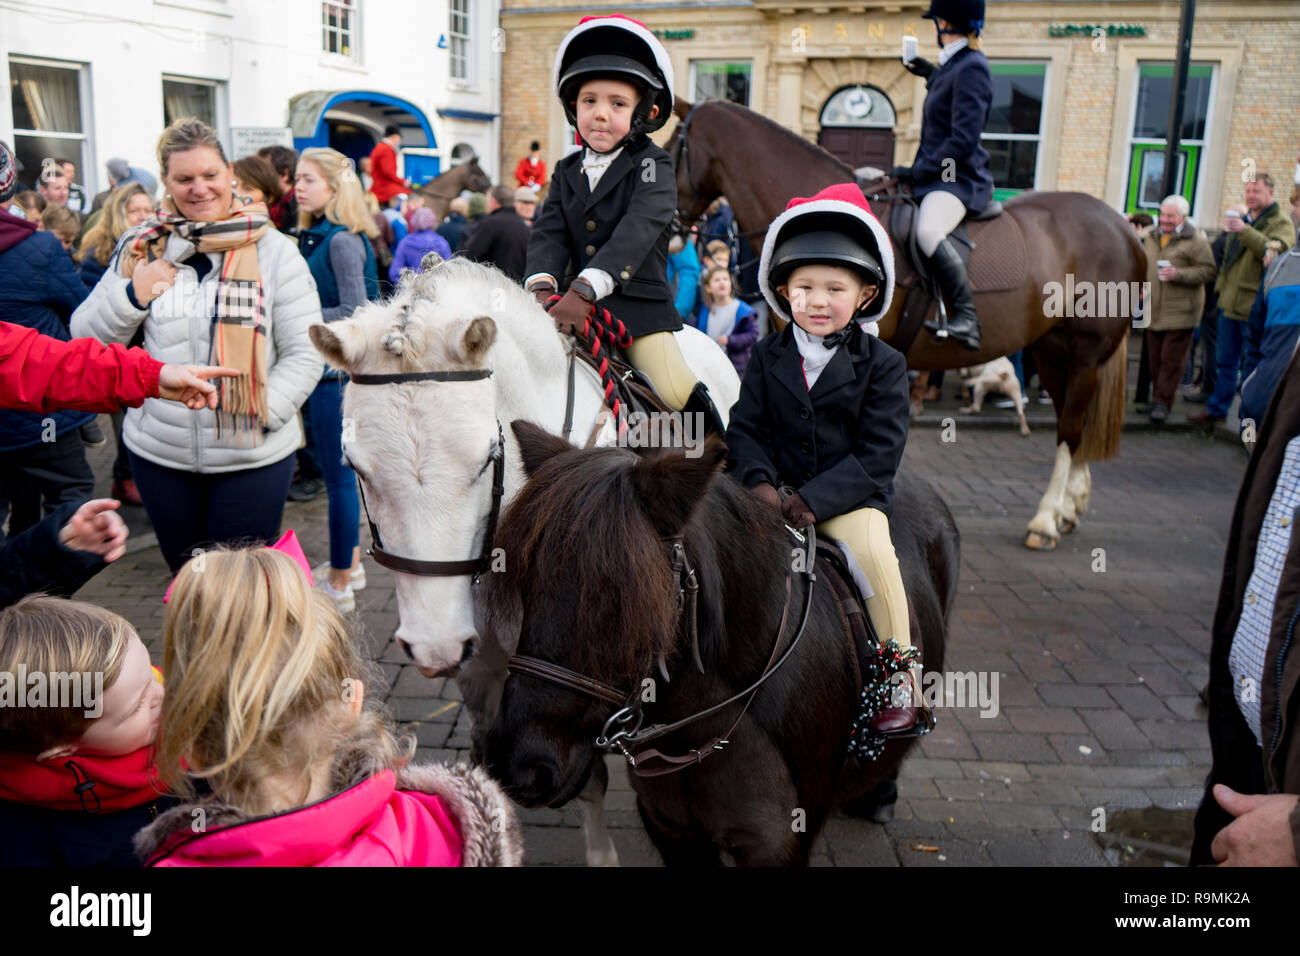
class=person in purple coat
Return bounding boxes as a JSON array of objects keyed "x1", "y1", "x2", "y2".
[
  {"x1": 693, "y1": 264, "x2": 758, "y2": 377},
  {"x1": 388, "y1": 206, "x2": 452, "y2": 283}
]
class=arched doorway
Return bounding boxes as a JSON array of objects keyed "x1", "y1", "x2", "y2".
[
  {"x1": 818, "y1": 85, "x2": 897, "y2": 172},
  {"x1": 288, "y1": 90, "x2": 441, "y2": 184}
]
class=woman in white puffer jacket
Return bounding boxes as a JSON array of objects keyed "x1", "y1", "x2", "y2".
[{"x1": 72, "y1": 119, "x2": 323, "y2": 573}]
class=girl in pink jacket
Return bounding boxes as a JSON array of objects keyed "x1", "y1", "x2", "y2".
[{"x1": 133, "y1": 547, "x2": 522, "y2": 867}]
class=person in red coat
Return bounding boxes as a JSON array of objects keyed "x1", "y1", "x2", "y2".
[
  {"x1": 0, "y1": 320, "x2": 234, "y2": 413},
  {"x1": 514, "y1": 140, "x2": 547, "y2": 193},
  {"x1": 368, "y1": 125, "x2": 410, "y2": 205},
  {"x1": 0, "y1": 320, "x2": 239, "y2": 607}
]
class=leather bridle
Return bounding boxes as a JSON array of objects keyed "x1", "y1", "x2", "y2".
[
  {"x1": 348, "y1": 368, "x2": 505, "y2": 583},
  {"x1": 506, "y1": 525, "x2": 818, "y2": 778},
  {"x1": 668, "y1": 100, "x2": 709, "y2": 241}
]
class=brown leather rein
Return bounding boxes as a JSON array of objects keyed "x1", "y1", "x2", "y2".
[
  {"x1": 507, "y1": 525, "x2": 818, "y2": 778},
  {"x1": 348, "y1": 368, "x2": 505, "y2": 582}
]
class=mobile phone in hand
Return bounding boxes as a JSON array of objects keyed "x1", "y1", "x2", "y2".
[{"x1": 902, "y1": 34, "x2": 918, "y2": 63}]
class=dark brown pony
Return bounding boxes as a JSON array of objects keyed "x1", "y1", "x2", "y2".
[
  {"x1": 481, "y1": 422, "x2": 958, "y2": 866},
  {"x1": 416, "y1": 157, "x2": 491, "y2": 220},
  {"x1": 669, "y1": 99, "x2": 1145, "y2": 550}
]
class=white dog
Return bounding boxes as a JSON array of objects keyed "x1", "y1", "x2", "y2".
[{"x1": 959, "y1": 358, "x2": 1031, "y2": 436}]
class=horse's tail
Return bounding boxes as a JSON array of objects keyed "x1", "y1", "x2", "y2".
[{"x1": 1075, "y1": 333, "x2": 1127, "y2": 462}]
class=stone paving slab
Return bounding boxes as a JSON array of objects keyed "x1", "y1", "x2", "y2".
[{"x1": 69, "y1": 394, "x2": 1244, "y2": 866}]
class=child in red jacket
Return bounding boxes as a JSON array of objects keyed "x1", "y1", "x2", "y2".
[
  {"x1": 135, "y1": 547, "x2": 521, "y2": 866},
  {"x1": 0, "y1": 596, "x2": 172, "y2": 865}
]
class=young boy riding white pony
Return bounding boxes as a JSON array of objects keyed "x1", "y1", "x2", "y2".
[{"x1": 309, "y1": 256, "x2": 736, "y2": 865}]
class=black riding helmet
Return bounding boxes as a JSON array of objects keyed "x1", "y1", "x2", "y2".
[
  {"x1": 554, "y1": 17, "x2": 674, "y2": 151},
  {"x1": 922, "y1": 0, "x2": 985, "y2": 35},
  {"x1": 768, "y1": 217, "x2": 886, "y2": 320}
]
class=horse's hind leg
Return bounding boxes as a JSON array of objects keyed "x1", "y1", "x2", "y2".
[
  {"x1": 636, "y1": 796, "x2": 723, "y2": 867},
  {"x1": 842, "y1": 772, "x2": 899, "y2": 824},
  {"x1": 578, "y1": 757, "x2": 620, "y2": 867}
]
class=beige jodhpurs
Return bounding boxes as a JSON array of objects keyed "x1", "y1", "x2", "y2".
[
  {"x1": 625, "y1": 331, "x2": 698, "y2": 411},
  {"x1": 818, "y1": 506, "x2": 912, "y2": 651}
]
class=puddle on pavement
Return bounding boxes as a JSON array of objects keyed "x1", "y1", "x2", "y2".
[{"x1": 1094, "y1": 807, "x2": 1195, "y2": 866}]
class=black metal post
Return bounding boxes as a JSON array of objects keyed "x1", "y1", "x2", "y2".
[{"x1": 1161, "y1": 0, "x2": 1197, "y2": 201}]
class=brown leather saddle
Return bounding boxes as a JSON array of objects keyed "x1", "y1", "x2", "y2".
[
  {"x1": 812, "y1": 533, "x2": 935, "y2": 746},
  {"x1": 858, "y1": 177, "x2": 1027, "y2": 354},
  {"x1": 563, "y1": 336, "x2": 675, "y2": 447}
]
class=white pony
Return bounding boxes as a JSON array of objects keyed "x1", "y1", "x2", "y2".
[{"x1": 309, "y1": 256, "x2": 740, "y2": 864}]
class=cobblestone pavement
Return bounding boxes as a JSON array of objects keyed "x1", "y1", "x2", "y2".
[{"x1": 72, "y1": 406, "x2": 1245, "y2": 866}]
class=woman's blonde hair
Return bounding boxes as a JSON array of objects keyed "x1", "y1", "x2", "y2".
[
  {"x1": 967, "y1": 33, "x2": 982, "y2": 51},
  {"x1": 296, "y1": 148, "x2": 380, "y2": 238},
  {"x1": 701, "y1": 263, "x2": 734, "y2": 306},
  {"x1": 0, "y1": 596, "x2": 133, "y2": 753},
  {"x1": 159, "y1": 548, "x2": 411, "y2": 814},
  {"x1": 80, "y1": 183, "x2": 150, "y2": 267},
  {"x1": 157, "y1": 117, "x2": 227, "y2": 178}
]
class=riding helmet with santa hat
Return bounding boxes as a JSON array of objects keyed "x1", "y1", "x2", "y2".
[
  {"x1": 759, "y1": 182, "x2": 896, "y2": 336},
  {"x1": 553, "y1": 15, "x2": 675, "y2": 153}
]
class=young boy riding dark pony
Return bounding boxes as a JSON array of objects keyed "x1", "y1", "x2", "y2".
[
  {"x1": 725, "y1": 182, "x2": 931, "y2": 738},
  {"x1": 525, "y1": 14, "x2": 727, "y2": 433}
]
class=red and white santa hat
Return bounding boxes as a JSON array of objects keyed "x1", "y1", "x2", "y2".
[
  {"x1": 552, "y1": 15, "x2": 675, "y2": 134},
  {"x1": 758, "y1": 182, "x2": 895, "y2": 329}
]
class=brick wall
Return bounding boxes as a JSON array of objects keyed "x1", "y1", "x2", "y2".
[{"x1": 499, "y1": 2, "x2": 1300, "y2": 217}]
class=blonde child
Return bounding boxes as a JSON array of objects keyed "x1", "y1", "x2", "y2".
[
  {"x1": 134, "y1": 547, "x2": 521, "y2": 866},
  {"x1": 693, "y1": 264, "x2": 759, "y2": 377},
  {"x1": 39, "y1": 204, "x2": 80, "y2": 254},
  {"x1": 0, "y1": 596, "x2": 170, "y2": 865},
  {"x1": 725, "y1": 183, "x2": 928, "y2": 748}
]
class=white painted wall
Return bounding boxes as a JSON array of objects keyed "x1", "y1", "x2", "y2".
[{"x1": 0, "y1": 0, "x2": 502, "y2": 195}]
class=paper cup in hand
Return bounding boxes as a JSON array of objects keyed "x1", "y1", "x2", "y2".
[{"x1": 1157, "y1": 258, "x2": 1172, "y2": 280}]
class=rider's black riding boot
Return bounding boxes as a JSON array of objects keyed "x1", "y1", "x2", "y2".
[
  {"x1": 682, "y1": 381, "x2": 727, "y2": 439},
  {"x1": 926, "y1": 238, "x2": 981, "y2": 351}
]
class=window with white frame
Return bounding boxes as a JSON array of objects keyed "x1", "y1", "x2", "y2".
[
  {"x1": 322, "y1": 0, "x2": 358, "y2": 59},
  {"x1": 690, "y1": 61, "x2": 751, "y2": 106},
  {"x1": 982, "y1": 62, "x2": 1046, "y2": 197},
  {"x1": 1124, "y1": 62, "x2": 1214, "y2": 217},
  {"x1": 163, "y1": 77, "x2": 220, "y2": 130},
  {"x1": 449, "y1": 0, "x2": 471, "y2": 82},
  {"x1": 9, "y1": 57, "x2": 90, "y2": 192}
]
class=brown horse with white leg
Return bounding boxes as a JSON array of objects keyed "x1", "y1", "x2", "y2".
[{"x1": 668, "y1": 99, "x2": 1143, "y2": 550}]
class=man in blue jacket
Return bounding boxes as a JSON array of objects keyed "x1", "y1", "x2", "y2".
[
  {"x1": 1240, "y1": 237, "x2": 1300, "y2": 431},
  {"x1": 0, "y1": 206, "x2": 92, "y2": 538}
]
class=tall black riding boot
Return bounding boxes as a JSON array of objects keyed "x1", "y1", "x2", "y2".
[
  {"x1": 926, "y1": 238, "x2": 981, "y2": 351},
  {"x1": 682, "y1": 381, "x2": 727, "y2": 439}
]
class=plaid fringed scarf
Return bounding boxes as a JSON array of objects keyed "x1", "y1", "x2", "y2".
[{"x1": 121, "y1": 197, "x2": 271, "y2": 445}]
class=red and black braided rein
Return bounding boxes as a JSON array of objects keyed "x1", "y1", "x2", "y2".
[{"x1": 547, "y1": 294, "x2": 633, "y2": 428}]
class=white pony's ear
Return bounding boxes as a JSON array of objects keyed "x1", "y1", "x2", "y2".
[
  {"x1": 309, "y1": 321, "x2": 367, "y2": 372},
  {"x1": 454, "y1": 315, "x2": 496, "y2": 363}
]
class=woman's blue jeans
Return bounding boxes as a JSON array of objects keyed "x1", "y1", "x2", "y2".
[{"x1": 307, "y1": 373, "x2": 360, "y2": 570}]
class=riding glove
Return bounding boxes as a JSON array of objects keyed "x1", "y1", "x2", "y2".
[
  {"x1": 529, "y1": 281, "x2": 557, "y2": 306},
  {"x1": 781, "y1": 493, "x2": 817, "y2": 531},
  {"x1": 888, "y1": 165, "x2": 914, "y2": 183},
  {"x1": 749, "y1": 482, "x2": 783, "y2": 513},
  {"x1": 902, "y1": 56, "x2": 935, "y2": 79},
  {"x1": 548, "y1": 285, "x2": 595, "y2": 336}
]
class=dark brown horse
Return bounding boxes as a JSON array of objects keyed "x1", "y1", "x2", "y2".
[
  {"x1": 416, "y1": 157, "x2": 491, "y2": 220},
  {"x1": 668, "y1": 98, "x2": 1145, "y2": 550},
  {"x1": 481, "y1": 421, "x2": 958, "y2": 866}
]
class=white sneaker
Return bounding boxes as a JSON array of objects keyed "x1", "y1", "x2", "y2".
[
  {"x1": 313, "y1": 563, "x2": 366, "y2": 592},
  {"x1": 320, "y1": 578, "x2": 355, "y2": 613}
]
